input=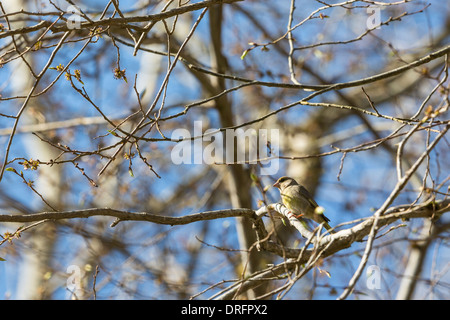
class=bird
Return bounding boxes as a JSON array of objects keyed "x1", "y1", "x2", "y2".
[{"x1": 273, "y1": 176, "x2": 335, "y2": 234}]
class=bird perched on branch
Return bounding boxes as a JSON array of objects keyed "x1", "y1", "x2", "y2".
[{"x1": 273, "y1": 176, "x2": 335, "y2": 234}]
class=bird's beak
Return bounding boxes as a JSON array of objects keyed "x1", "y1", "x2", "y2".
[{"x1": 273, "y1": 181, "x2": 280, "y2": 189}]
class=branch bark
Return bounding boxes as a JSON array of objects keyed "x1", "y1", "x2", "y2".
[
  {"x1": 2, "y1": 199, "x2": 448, "y2": 256},
  {"x1": 0, "y1": 0, "x2": 243, "y2": 39}
]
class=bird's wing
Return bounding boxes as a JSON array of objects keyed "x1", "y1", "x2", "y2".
[{"x1": 298, "y1": 185, "x2": 319, "y2": 208}]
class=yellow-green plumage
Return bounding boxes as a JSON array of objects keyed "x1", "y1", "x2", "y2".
[{"x1": 273, "y1": 176, "x2": 335, "y2": 233}]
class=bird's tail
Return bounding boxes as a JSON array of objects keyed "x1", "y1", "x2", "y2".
[
  {"x1": 323, "y1": 222, "x2": 336, "y2": 234},
  {"x1": 315, "y1": 212, "x2": 336, "y2": 234}
]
